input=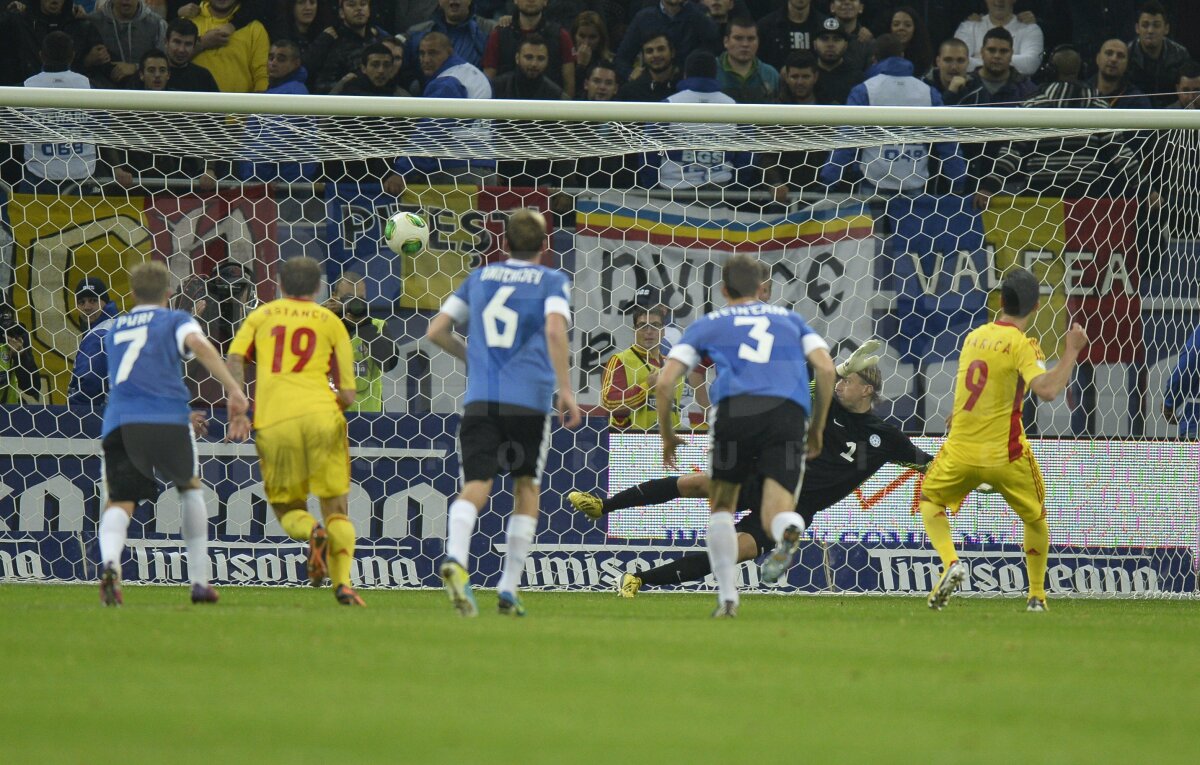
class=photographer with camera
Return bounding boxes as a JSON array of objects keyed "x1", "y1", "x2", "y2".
[
  {"x1": 323, "y1": 272, "x2": 398, "y2": 413},
  {"x1": 176, "y1": 261, "x2": 258, "y2": 407},
  {"x1": 1, "y1": 311, "x2": 43, "y2": 405}
]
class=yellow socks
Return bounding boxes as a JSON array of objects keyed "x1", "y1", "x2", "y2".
[
  {"x1": 920, "y1": 498, "x2": 959, "y2": 568},
  {"x1": 325, "y1": 513, "x2": 356, "y2": 589},
  {"x1": 1024, "y1": 517, "x2": 1050, "y2": 599},
  {"x1": 279, "y1": 509, "x2": 317, "y2": 541}
]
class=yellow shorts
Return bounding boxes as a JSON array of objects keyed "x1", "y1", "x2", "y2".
[
  {"x1": 921, "y1": 444, "x2": 1046, "y2": 524},
  {"x1": 255, "y1": 410, "x2": 350, "y2": 506}
]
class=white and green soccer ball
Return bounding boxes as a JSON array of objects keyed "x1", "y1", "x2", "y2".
[{"x1": 383, "y1": 211, "x2": 430, "y2": 255}]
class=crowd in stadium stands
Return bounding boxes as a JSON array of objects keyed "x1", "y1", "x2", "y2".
[
  {"x1": 3, "y1": 0, "x2": 1200, "y2": 191},
  {"x1": 4, "y1": 0, "x2": 1200, "y2": 428}
]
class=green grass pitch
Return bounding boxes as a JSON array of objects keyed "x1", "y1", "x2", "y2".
[{"x1": 2, "y1": 585, "x2": 1197, "y2": 764}]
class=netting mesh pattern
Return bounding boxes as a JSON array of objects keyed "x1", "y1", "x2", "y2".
[
  {"x1": 0, "y1": 105, "x2": 1196, "y2": 598},
  {"x1": 0, "y1": 105, "x2": 1095, "y2": 162}
]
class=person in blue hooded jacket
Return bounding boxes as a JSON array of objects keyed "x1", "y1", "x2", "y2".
[
  {"x1": 637, "y1": 50, "x2": 784, "y2": 201},
  {"x1": 68, "y1": 276, "x2": 119, "y2": 408},
  {"x1": 1164, "y1": 324, "x2": 1200, "y2": 439},
  {"x1": 820, "y1": 33, "x2": 966, "y2": 196}
]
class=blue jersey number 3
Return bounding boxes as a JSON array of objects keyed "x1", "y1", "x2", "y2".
[{"x1": 734, "y1": 317, "x2": 774, "y2": 363}]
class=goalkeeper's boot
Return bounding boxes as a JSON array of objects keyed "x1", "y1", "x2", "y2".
[
  {"x1": 99, "y1": 563, "x2": 123, "y2": 607},
  {"x1": 190, "y1": 584, "x2": 219, "y2": 604},
  {"x1": 927, "y1": 560, "x2": 967, "y2": 611},
  {"x1": 711, "y1": 600, "x2": 738, "y2": 618},
  {"x1": 568, "y1": 491, "x2": 605, "y2": 521},
  {"x1": 760, "y1": 524, "x2": 802, "y2": 585},
  {"x1": 497, "y1": 591, "x2": 527, "y2": 617},
  {"x1": 439, "y1": 558, "x2": 478, "y2": 617},
  {"x1": 306, "y1": 524, "x2": 329, "y2": 588},
  {"x1": 335, "y1": 584, "x2": 366, "y2": 607},
  {"x1": 617, "y1": 572, "x2": 642, "y2": 598},
  {"x1": 1026, "y1": 595, "x2": 1048, "y2": 613}
]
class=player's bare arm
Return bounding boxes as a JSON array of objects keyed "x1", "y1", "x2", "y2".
[
  {"x1": 1029, "y1": 323, "x2": 1089, "y2": 402},
  {"x1": 225, "y1": 353, "x2": 252, "y2": 441},
  {"x1": 656, "y1": 358, "x2": 688, "y2": 469},
  {"x1": 425, "y1": 312, "x2": 467, "y2": 361},
  {"x1": 545, "y1": 313, "x2": 582, "y2": 428},
  {"x1": 185, "y1": 333, "x2": 248, "y2": 419},
  {"x1": 806, "y1": 347, "x2": 836, "y2": 459}
]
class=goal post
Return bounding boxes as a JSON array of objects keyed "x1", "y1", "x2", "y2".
[{"x1": 0, "y1": 87, "x2": 1196, "y2": 598}]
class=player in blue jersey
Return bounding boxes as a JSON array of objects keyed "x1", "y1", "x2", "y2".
[
  {"x1": 97, "y1": 262, "x2": 249, "y2": 607},
  {"x1": 656, "y1": 254, "x2": 836, "y2": 617},
  {"x1": 426, "y1": 209, "x2": 582, "y2": 617}
]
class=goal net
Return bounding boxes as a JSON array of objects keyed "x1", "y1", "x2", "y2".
[{"x1": 0, "y1": 89, "x2": 1196, "y2": 599}]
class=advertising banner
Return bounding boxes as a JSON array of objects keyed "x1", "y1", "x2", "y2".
[
  {"x1": 572, "y1": 192, "x2": 878, "y2": 405},
  {"x1": 7, "y1": 188, "x2": 278, "y2": 403},
  {"x1": 883, "y1": 195, "x2": 994, "y2": 365},
  {"x1": 1, "y1": 410, "x2": 1193, "y2": 596}
]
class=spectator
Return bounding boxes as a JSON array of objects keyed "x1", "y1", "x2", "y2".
[
  {"x1": 407, "y1": 0, "x2": 495, "y2": 69},
  {"x1": 564, "y1": 61, "x2": 635, "y2": 187},
  {"x1": 955, "y1": 26, "x2": 1036, "y2": 106},
  {"x1": 164, "y1": 18, "x2": 220, "y2": 92},
  {"x1": 954, "y1": 0, "x2": 1044, "y2": 76},
  {"x1": 22, "y1": 32, "x2": 99, "y2": 196},
  {"x1": 1127, "y1": 0, "x2": 1191, "y2": 108},
  {"x1": 323, "y1": 43, "x2": 405, "y2": 192},
  {"x1": 979, "y1": 47, "x2": 1129, "y2": 201},
  {"x1": 616, "y1": 0, "x2": 718, "y2": 80},
  {"x1": 305, "y1": 0, "x2": 390, "y2": 94},
  {"x1": 483, "y1": 0, "x2": 576, "y2": 96},
  {"x1": 417, "y1": 29, "x2": 491, "y2": 97},
  {"x1": 191, "y1": 0, "x2": 270, "y2": 92},
  {"x1": 716, "y1": 16, "x2": 779, "y2": 103},
  {"x1": 107, "y1": 49, "x2": 217, "y2": 191},
  {"x1": 271, "y1": 0, "x2": 331, "y2": 58},
  {"x1": 757, "y1": 0, "x2": 829, "y2": 71},
  {"x1": 829, "y1": 0, "x2": 873, "y2": 44},
  {"x1": 820, "y1": 33, "x2": 966, "y2": 196},
  {"x1": 777, "y1": 49, "x2": 819, "y2": 105},
  {"x1": 828, "y1": 0, "x2": 872, "y2": 69},
  {"x1": 1, "y1": 325, "x2": 43, "y2": 405},
  {"x1": 322, "y1": 272, "x2": 398, "y2": 413},
  {"x1": 493, "y1": 35, "x2": 567, "y2": 98},
  {"x1": 235, "y1": 39, "x2": 317, "y2": 184},
  {"x1": 1087, "y1": 38, "x2": 1151, "y2": 108},
  {"x1": 638, "y1": 50, "x2": 785, "y2": 202},
  {"x1": 67, "y1": 276, "x2": 118, "y2": 409},
  {"x1": 582, "y1": 59, "x2": 620, "y2": 99},
  {"x1": 1164, "y1": 322, "x2": 1200, "y2": 439},
  {"x1": 571, "y1": 9, "x2": 614, "y2": 77},
  {"x1": 89, "y1": 0, "x2": 166, "y2": 88},
  {"x1": 923, "y1": 37, "x2": 969, "y2": 104},
  {"x1": 616, "y1": 32, "x2": 678, "y2": 101},
  {"x1": 1165, "y1": 60, "x2": 1200, "y2": 110},
  {"x1": 14, "y1": 0, "x2": 113, "y2": 84},
  {"x1": 600, "y1": 305, "x2": 686, "y2": 431},
  {"x1": 889, "y1": 5, "x2": 931, "y2": 75},
  {"x1": 768, "y1": 51, "x2": 826, "y2": 193},
  {"x1": 394, "y1": 31, "x2": 492, "y2": 181},
  {"x1": 265, "y1": 38, "x2": 311, "y2": 94},
  {"x1": 812, "y1": 16, "x2": 863, "y2": 105},
  {"x1": 380, "y1": 34, "x2": 412, "y2": 92}
]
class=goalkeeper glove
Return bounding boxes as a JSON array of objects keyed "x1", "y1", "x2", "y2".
[{"x1": 836, "y1": 339, "x2": 882, "y2": 377}]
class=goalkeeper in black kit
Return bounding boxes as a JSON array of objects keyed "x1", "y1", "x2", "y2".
[{"x1": 569, "y1": 341, "x2": 936, "y2": 596}]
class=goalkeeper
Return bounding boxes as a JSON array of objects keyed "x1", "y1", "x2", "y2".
[{"x1": 569, "y1": 341, "x2": 935, "y2": 596}]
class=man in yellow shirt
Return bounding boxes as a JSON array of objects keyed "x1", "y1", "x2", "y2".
[
  {"x1": 920, "y1": 268, "x2": 1088, "y2": 612},
  {"x1": 600, "y1": 305, "x2": 685, "y2": 430},
  {"x1": 191, "y1": 0, "x2": 269, "y2": 92},
  {"x1": 227, "y1": 257, "x2": 363, "y2": 605}
]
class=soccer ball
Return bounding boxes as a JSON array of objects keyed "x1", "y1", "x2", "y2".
[{"x1": 383, "y1": 211, "x2": 429, "y2": 255}]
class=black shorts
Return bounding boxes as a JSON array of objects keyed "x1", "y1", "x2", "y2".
[
  {"x1": 102, "y1": 424, "x2": 197, "y2": 503},
  {"x1": 733, "y1": 475, "x2": 819, "y2": 557},
  {"x1": 458, "y1": 402, "x2": 551, "y2": 483},
  {"x1": 710, "y1": 395, "x2": 808, "y2": 494}
]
